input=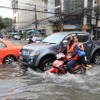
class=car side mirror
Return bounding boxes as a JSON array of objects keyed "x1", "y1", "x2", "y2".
[
  {"x1": 62, "y1": 40, "x2": 68, "y2": 47},
  {"x1": 63, "y1": 40, "x2": 68, "y2": 45}
]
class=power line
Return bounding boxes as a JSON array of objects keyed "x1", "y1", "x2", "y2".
[
  {"x1": 11, "y1": 5, "x2": 100, "y2": 25},
  {"x1": 33, "y1": 6, "x2": 100, "y2": 25},
  {"x1": 1, "y1": 4, "x2": 99, "y2": 29},
  {"x1": 0, "y1": 5, "x2": 59, "y2": 15},
  {"x1": 1, "y1": 4, "x2": 100, "y2": 16},
  {"x1": 11, "y1": 0, "x2": 54, "y2": 10}
]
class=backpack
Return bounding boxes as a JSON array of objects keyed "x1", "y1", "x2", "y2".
[{"x1": 78, "y1": 50, "x2": 85, "y2": 57}]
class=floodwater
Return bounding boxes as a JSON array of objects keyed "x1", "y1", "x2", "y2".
[
  {"x1": 0, "y1": 39, "x2": 99, "y2": 100},
  {"x1": 0, "y1": 63, "x2": 100, "y2": 100}
]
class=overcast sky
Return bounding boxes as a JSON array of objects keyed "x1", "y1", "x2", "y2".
[{"x1": 0, "y1": 0, "x2": 13, "y2": 18}]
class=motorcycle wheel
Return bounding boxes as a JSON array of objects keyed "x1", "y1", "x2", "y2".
[{"x1": 74, "y1": 66, "x2": 85, "y2": 74}]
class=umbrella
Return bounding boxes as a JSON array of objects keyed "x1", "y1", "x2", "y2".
[
  {"x1": 10, "y1": 32, "x2": 18, "y2": 35},
  {"x1": 27, "y1": 29, "x2": 40, "y2": 35}
]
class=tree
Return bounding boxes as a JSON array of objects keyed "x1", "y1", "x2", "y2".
[
  {"x1": 0, "y1": 16, "x2": 6, "y2": 30},
  {"x1": 0, "y1": 16, "x2": 12, "y2": 31},
  {"x1": 3, "y1": 18, "x2": 12, "y2": 29}
]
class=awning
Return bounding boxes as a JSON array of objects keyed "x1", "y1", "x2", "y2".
[{"x1": 26, "y1": 29, "x2": 40, "y2": 35}]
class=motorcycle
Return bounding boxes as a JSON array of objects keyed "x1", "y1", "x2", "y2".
[{"x1": 47, "y1": 53, "x2": 84, "y2": 74}]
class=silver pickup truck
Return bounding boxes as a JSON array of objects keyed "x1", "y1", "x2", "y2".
[{"x1": 18, "y1": 31, "x2": 100, "y2": 71}]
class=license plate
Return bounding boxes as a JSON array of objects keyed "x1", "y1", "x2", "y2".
[
  {"x1": 23, "y1": 51, "x2": 29, "y2": 55},
  {"x1": 19, "y1": 56, "x2": 23, "y2": 60}
]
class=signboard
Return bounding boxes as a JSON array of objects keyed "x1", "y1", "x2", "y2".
[
  {"x1": 63, "y1": 25, "x2": 76, "y2": 29},
  {"x1": 82, "y1": 24, "x2": 87, "y2": 30},
  {"x1": 63, "y1": 25, "x2": 81, "y2": 29},
  {"x1": 91, "y1": 19, "x2": 96, "y2": 25}
]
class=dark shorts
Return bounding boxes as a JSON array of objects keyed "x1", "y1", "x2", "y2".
[{"x1": 78, "y1": 56, "x2": 87, "y2": 66}]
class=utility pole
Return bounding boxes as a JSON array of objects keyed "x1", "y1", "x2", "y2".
[
  {"x1": 34, "y1": 5, "x2": 38, "y2": 30},
  {"x1": 95, "y1": 0, "x2": 99, "y2": 40},
  {"x1": 59, "y1": 0, "x2": 63, "y2": 31},
  {"x1": 82, "y1": 0, "x2": 88, "y2": 31},
  {"x1": 91, "y1": 0, "x2": 97, "y2": 36}
]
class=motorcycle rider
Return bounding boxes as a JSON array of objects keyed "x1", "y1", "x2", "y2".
[
  {"x1": 63, "y1": 36, "x2": 79, "y2": 74},
  {"x1": 47, "y1": 36, "x2": 81, "y2": 74},
  {"x1": 74, "y1": 35, "x2": 92, "y2": 73},
  {"x1": 28, "y1": 36, "x2": 33, "y2": 44}
]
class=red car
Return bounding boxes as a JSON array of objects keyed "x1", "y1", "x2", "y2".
[{"x1": 0, "y1": 38, "x2": 22, "y2": 64}]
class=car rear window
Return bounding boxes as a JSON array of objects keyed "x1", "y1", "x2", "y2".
[{"x1": 78, "y1": 35, "x2": 89, "y2": 42}]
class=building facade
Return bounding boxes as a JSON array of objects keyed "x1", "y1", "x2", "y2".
[
  {"x1": 91, "y1": 0, "x2": 100, "y2": 39},
  {"x1": 11, "y1": 0, "x2": 47, "y2": 32},
  {"x1": 48, "y1": 0, "x2": 96, "y2": 32},
  {"x1": 47, "y1": 0, "x2": 85, "y2": 32}
]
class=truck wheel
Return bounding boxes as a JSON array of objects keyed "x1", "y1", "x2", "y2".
[
  {"x1": 92, "y1": 52, "x2": 100, "y2": 64},
  {"x1": 40, "y1": 58, "x2": 54, "y2": 71}
]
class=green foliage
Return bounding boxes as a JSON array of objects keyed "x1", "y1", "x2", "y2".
[
  {"x1": 0, "y1": 16, "x2": 12, "y2": 30},
  {"x1": 3, "y1": 18, "x2": 12, "y2": 28},
  {"x1": 0, "y1": 16, "x2": 5, "y2": 29}
]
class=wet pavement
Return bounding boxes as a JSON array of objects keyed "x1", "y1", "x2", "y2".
[
  {"x1": 6, "y1": 39, "x2": 27, "y2": 46},
  {"x1": 0, "y1": 39, "x2": 100, "y2": 100}
]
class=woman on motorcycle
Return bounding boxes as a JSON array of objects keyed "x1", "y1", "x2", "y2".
[{"x1": 74, "y1": 35, "x2": 92, "y2": 73}]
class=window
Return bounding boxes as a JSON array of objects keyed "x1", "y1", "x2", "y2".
[
  {"x1": 78, "y1": 35, "x2": 89, "y2": 42},
  {"x1": 0, "y1": 42, "x2": 6, "y2": 48},
  {"x1": 42, "y1": 33, "x2": 66, "y2": 44},
  {"x1": 55, "y1": 0, "x2": 60, "y2": 6}
]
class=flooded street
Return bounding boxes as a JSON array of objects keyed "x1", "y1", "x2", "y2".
[
  {"x1": 0, "y1": 40, "x2": 99, "y2": 100},
  {"x1": 1, "y1": 0, "x2": 100, "y2": 99},
  {"x1": 0, "y1": 63, "x2": 100, "y2": 100}
]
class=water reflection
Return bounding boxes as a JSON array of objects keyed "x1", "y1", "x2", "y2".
[
  {"x1": 0, "y1": 63, "x2": 21, "y2": 80},
  {"x1": 0, "y1": 63, "x2": 100, "y2": 100}
]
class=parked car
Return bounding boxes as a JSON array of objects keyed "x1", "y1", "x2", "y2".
[
  {"x1": 0, "y1": 34, "x2": 3, "y2": 39},
  {"x1": 26, "y1": 36, "x2": 43, "y2": 43},
  {"x1": 18, "y1": 31, "x2": 100, "y2": 71},
  {"x1": 0, "y1": 38, "x2": 22, "y2": 64},
  {"x1": 13, "y1": 35, "x2": 21, "y2": 40}
]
